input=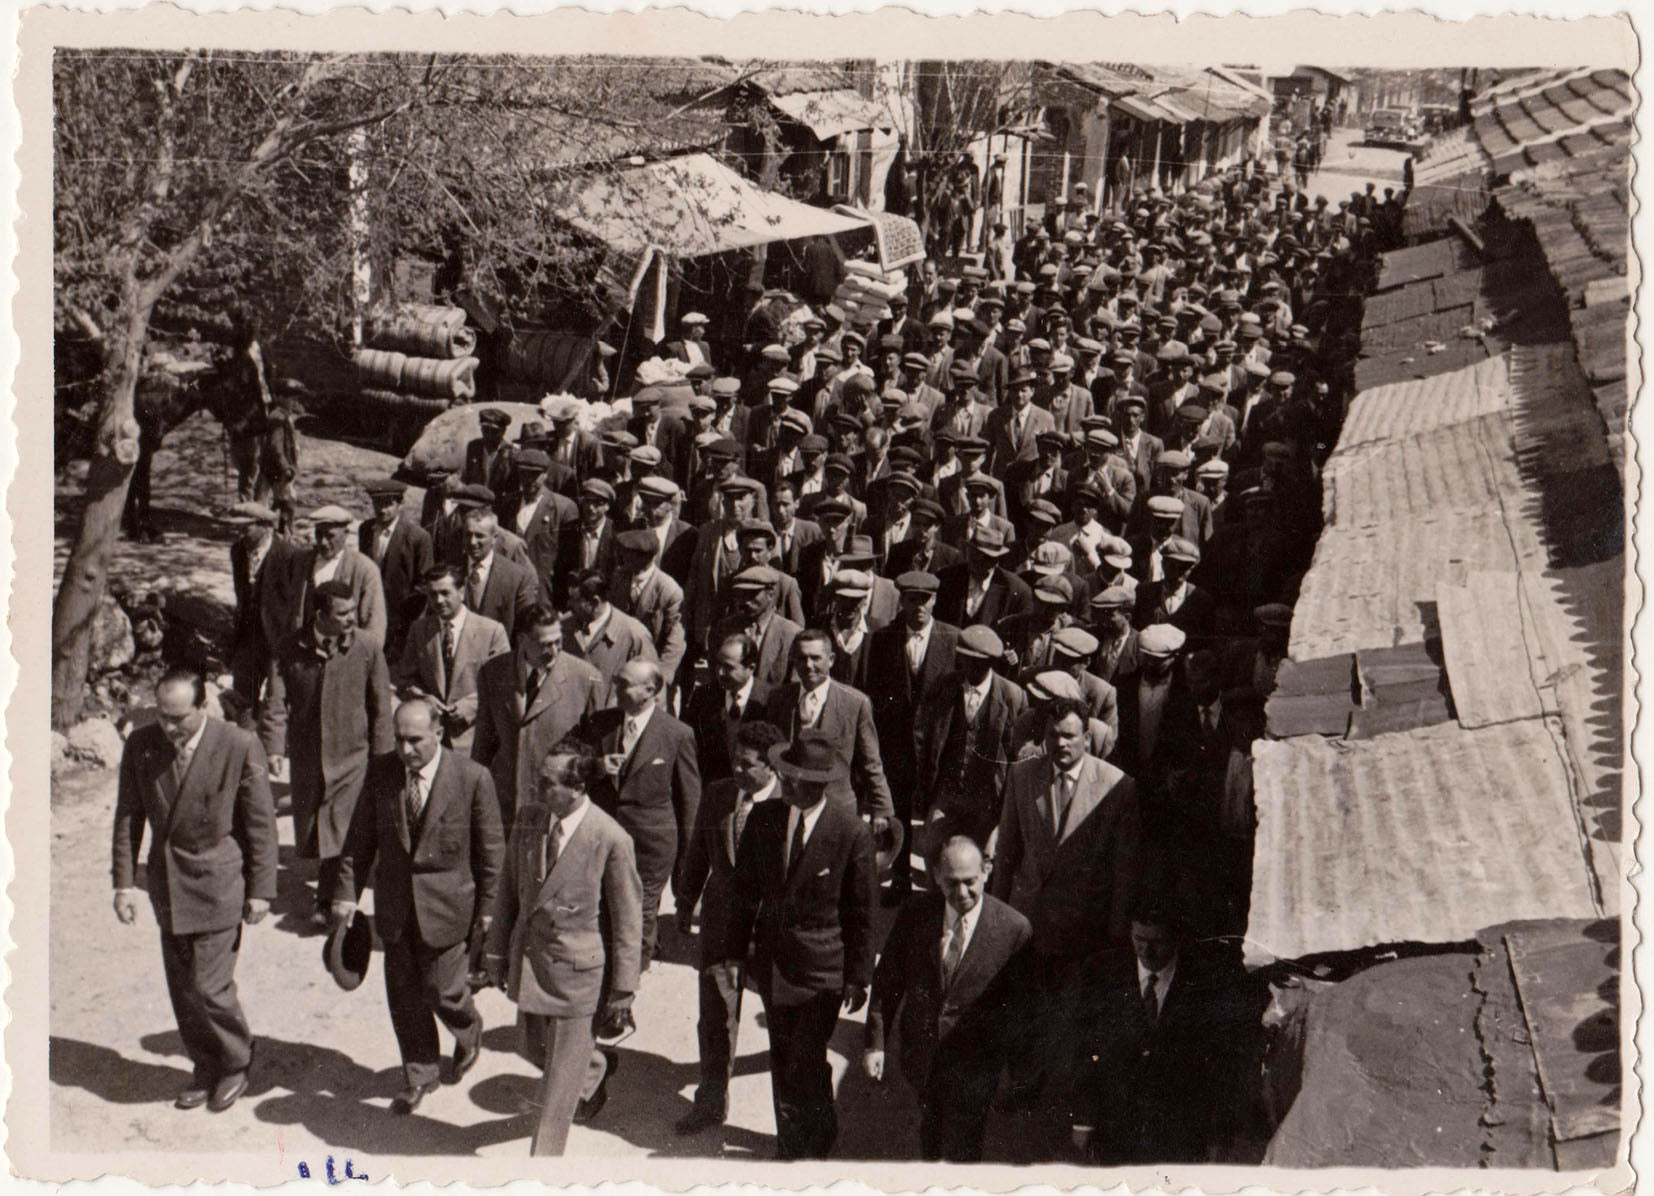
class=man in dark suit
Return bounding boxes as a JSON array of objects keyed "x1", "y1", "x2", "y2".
[
  {"x1": 113, "y1": 669, "x2": 278, "y2": 1113},
  {"x1": 543, "y1": 403, "x2": 604, "y2": 493},
  {"x1": 485, "y1": 738, "x2": 643, "y2": 1154},
  {"x1": 629, "y1": 388, "x2": 694, "y2": 490},
  {"x1": 509, "y1": 450, "x2": 579, "y2": 601},
  {"x1": 462, "y1": 407, "x2": 518, "y2": 523},
  {"x1": 260, "y1": 580, "x2": 394, "y2": 925},
  {"x1": 984, "y1": 369, "x2": 1056, "y2": 478},
  {"x1": 228, "y1": 504, "x2": 288, "y2": 706},
  {"x1": 332, "y1": 698, "x2": 505, "y2": 1114},
  {"x1": 674, "y1": 720, "x2": 789, "y2": 1134},
  {"x1": 556, "y1": 479, "x2": 617, "y2": 603},
  {"x1": 1066, "y1": 901, "x2": 1245, "y2": 1163},
  {"x1": 586, "y1": 660, "x2": 701, "y2": 970},
  {"x1": 461, "y1": 507, "x2": 541, "y2": 643},
  {"x1": 723, "y1": 732, "x2": 877, "y2": 1159},
  {"x1": 989, "y1": 696, "x2": 1140, "y2": 1108},
  {"x1": 682, "y1": 632, "x2": 772, "y2": 785},
  {"x1": 1133, "y1": 536, "x2": 1216, "y2": 640},
  {"x1": 360, "y1": 478, "x2": 434, "y2": 661},
  {"x1": 764, "y1": 630, "x2": 896, "y2": 830},
  {"x1": 471, "y1": 605, "x2": 604, "y2": 833},
  {"x1": 935, "y1": 527, "x2": 1033, "y2": 629},
  {"x1": 712, "y1": 567, "x2": 802, "y2": 698},
  {"x1": 916, "y1": 625, "x2": 1027, "y2": 850},
  {"x1": 863, "y1": 836, "x2": 1032, "y2": 1161},
  {"x1": 770, "y1": 480, "x2": 823, "y2": 576},
  {"x1": 884, "y1": 497, "x2": 963, "y2": 577},
  {"x1": 865, "y1": 572, "x2": 959, "y2": 902}
]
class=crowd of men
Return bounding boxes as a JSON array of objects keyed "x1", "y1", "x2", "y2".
[{"x1": 113, "y1": 155, "x2": 1398, "y2": 1163}]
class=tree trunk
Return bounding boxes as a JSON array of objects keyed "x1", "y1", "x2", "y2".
[{"x1": 51, "y1": 331, "x2": 143, "y2": 729}]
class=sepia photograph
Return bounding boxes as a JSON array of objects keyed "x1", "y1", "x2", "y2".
[{"x1": 19, "y1": 8, "x2": 1636, "y2": 1186}]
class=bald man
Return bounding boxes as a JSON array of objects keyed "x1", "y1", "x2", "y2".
[
  {"x1": 864, "y1": 836, "x2": 1032, "y2": 1161},
  {"x1": 586, "y1": 661, "x2": 701, "y2": 969}
]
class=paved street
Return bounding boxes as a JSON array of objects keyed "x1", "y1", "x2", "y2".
[
  {"x1": 1303, "y1": 126, "x2": 1412, "y2": 206},
  {"x1": 50, "y1": 767, "x2": 1064, "y2": 1164}
]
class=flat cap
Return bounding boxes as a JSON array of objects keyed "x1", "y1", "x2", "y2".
[
  {"x1": 956, "y1": 625, "x2": 1004, "y2": 659},
  {"x1": 1162, "y1": 535, "x2": 1201, "y2": 564},
  {"x1": 768, "y1": 376, "x2": 800, "y2": 395},
  {"x1": 1034, "y1": 574, "x2": 1074, "y2": 605},
  {"x1": 1028, "y1": 670, "x2": 1082, "y2": 702},
  {"x1": 1052, "y1": 626, "x2": 1100, "y2": 659},
  {"x1": 711, "y1": 376, "x2": 742, "y2": 397},
  {"x1": 1029, "y1": 540, "x2": 1073, "y2": 575},
  {"x1": 829, "y1": 569, "x2": 873, "y2": 599},
  {"x1": 1255, "y1": 602, "x2": 1294, "y2": 629},
  {"x1": 580, "y1": 478, "x2": 616, "y2": 501},
  {"x1": 364, "y1": 477, "x2": 405, "y2": 497},
  {"x1": 615, "y1": 529, "x2": 660, "y2": 555},
  {"x1": 477, "y1": 408, "x2": 511, "y2": 427},
  {"x1": 636, "y1": 476, "x2": 680, "y2": 500},
  {"x1": 1147, "y1": 495, "x2": 1185, "y2": 518},
  {"x1": 1090, "y1": 585, "x2": 1136, "y2": 611},
  {"x1": 1138, "y1": 624, "x2": 1187, "y2": 656},
  {"x1": 308, "y1": 504, "x2": 355, "y2": 526},
  {"x1": 729, "y1": 565, "x2": 780, "y2": 591},
  {"x1": 761, "y1": 343, "x2": 791, "y2": 362},
  {"x1": 895, "y1": 570, "x2": 940, "y2": 594}
]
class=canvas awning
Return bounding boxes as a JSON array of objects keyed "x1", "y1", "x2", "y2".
[
  {"x1": 771, "y1": 89, "x2": 893, "y2": 140},
  {"x1": 552, "y1": 153, "x2": 869, "y2": 261}
]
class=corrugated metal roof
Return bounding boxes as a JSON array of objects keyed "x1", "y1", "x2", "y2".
[
  {"x1": 1437, "y1": 570, "x2": 1557, "y2": 728},
  {"x1": 1244, "y1": 720, "x2": 1605, "y2": 965},
  {"x1": 1323, "y1": 411, "x2": 1530, "y2": 531},
  {"x1": 1337, "y1": 351, "x2": 1512, "y2": 449}
]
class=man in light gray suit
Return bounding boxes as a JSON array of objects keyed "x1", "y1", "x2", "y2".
[
  {"x1": 395, "y1": 563, "x2": 509, "y2": 751},
  {"x1": 263, "y1": 504, "x2": 387, "y2": 650},
  {"x1": 611, "y1": 529, "x2": 687, "y2": 688},
  {"x1": 487, "y1": 738, "x2": 643, "y2": 1156},
  {"x1": 472, "y1": 605, "x2": 604, "y2": 833}
]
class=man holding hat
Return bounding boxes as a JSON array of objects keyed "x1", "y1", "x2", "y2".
[
  {"x1": 263, "y1": 504, "x2": 387, "y2": 653},
  {"x1": 332, "y1": 697, "x2": 504, "y2": 1116},
  {"x1": 723, "y1": 730, "x2": 877, "y2": 1159}
]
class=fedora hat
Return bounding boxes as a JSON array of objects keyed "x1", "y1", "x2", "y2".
[
  {"x1": 323, "y1": 909, "x2": 374, "y2": 991},
  {"x1": 769, "y1": 732, "x2": 846, "y2": 785}
]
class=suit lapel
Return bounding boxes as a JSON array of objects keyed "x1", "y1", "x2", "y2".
[
  {"x1": 162, "y1": 722, "x2": 219, "y2": 843},
  {"x1": 522, "y1": 656, "x2": 559, "y2": 724},
  {"x1": 536, "y1": 809, "x2": 593, "y2": 906},
  {"x1": 1028, "y1": 759, "x2": 1060, "y2": 861},
  {"x1": 619, "y1": 712, "x2": 657, "y2": 784},
  {"x1": 411, "y1": 751, "x2": 452, "y2": 847},
  {"x1": 783, "y1": 806, "x2": 829, "y2": 898}
]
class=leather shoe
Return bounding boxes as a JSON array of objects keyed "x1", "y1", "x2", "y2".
[
  {"x1": 452, "y1": 1036, "x2": 482, "y2": 1084},
  {"x1": 175, "y1": 1081, "x2": 211, "y2": 1110},
  {"x1": 391, "y1": 1079, "x2": 440, "y2": 1115},
  {"x1": 674, "y1": 1103, "x2": 726, "y2": 1134},
  {"x1": 207, "y1": 1071, "x2": 248, "y2": 1113},
  {"x1": 573, "y1": 1078, "x2": 609, "y2": 1124}
]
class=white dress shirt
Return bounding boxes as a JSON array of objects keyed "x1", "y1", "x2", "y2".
[
  {"x1": 961, "y1": 671, "x2": 993, "y2": 722},
  {"x1": 905, "y1": 619, "x2": 934, "y2": 673},
  {"x1": 312, "y1": 551, "x2": 344, "y2": 586},
  {"x1": 726, "y1": 675, "x2": 757, "y2": 720},
  {"x1": 784, "y1": 796, "x2": 829, "y2": 869},
  {"x1": 940, "y1": 899, "x2": 982, "y2": 979},
  {"x1": 1136, "y1": 956, "x2": 1179, "y2": 1017},
  {"x1": 798, "y1": 680, "x2": 831, "y2": 727}
]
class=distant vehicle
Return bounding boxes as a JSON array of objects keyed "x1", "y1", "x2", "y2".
[
  {"x1": 1418, "y1": 103, "x2": 1458, "y2": 135},
  {"x1": 1364, "y1": 107, "x2": 1419, "y2": 149}
]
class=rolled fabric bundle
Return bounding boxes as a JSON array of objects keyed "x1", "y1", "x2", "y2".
[
  {"x1": 399, "y1": 355, "x2": 479, "y2": 401},
  {"x1": 843, "y1": 260, "x2": 883, "y2": 279},
  {"x1": 366, "y1": 311, "x2": 477, "y2": 359},
  {"x1": 354, "y1": 347, "x2": 409, "y2": 391},
  {"x1": 398, "y1": 303, "x2": 468, "y2": 331},
  {"x1": 359, "y1": 387, "x2": 450, "y2": 418}
]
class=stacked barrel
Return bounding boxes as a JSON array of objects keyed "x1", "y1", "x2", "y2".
[{"x1": 354, "y1": 304, "x2": 481, "y2": 420}]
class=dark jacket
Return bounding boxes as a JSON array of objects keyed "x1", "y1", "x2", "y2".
[
  {"x1": 934, "y1": 564, "x2": 1033, "y2": 629},
  {"x1": 358, "y1": 517, "x2": 434, "y2": 659},
  {"x1": 765, "y1": 681, "x2": 895, "y2": 823},
  {"x1": 259, "y1": 630, "x2": 394, "y2": 860},
  {"x1": 866, "y1": 893, "x2": 1032, "y2": 1095},
  {"x1": 585, "y1": 706, "x2": 702, "y2": 894},
  {"x1": 864, "y1": 620, "x2": 960, "y2": 792},
  {"x1": 334, "y1": 749, "x2": 505, "y2": 950},
  {"x1": 113, "y1": 719, "x2": 278, "y2": 936},
  {"x1": 723, "y1": 797, "x2": 876, "y2": 1007},
  {"x1": 916, "y1": 670, "x2": 1027, "y2": 845}
]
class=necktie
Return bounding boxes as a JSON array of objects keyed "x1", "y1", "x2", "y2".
[
  {"x1": 524, "y1": 668, "x2": 543, "y2": 709},
  {"x1": 1142, "y1": 974, "x2": 1160, "y2": 1022},
  {"x1": 405, "y1": 769, "x2": 425, "y2": 827},
  {"x1": 469, "y1": 562, "x2": 485, "y2": 608},
  {"x1": 942, "y1": 921, "x2": 965, "y2": 985},
  {"x1": 799, "y1": 690, "x2": 819, "y2": 727},
  {"x1": 963, "y1": 684, "x2": 984, "y2": 724},
  {"x1": 786, "y1": 811, "x2": 807, "y2": 874},
  {"x1": 541, "y1": 817, "x2": 564, "y2": 881},
  {"x1": 1053, "y1": 773, "x2": 1072, "y2": 837},
  {"x1": 727, "y1": 694, "x2": 743, "y2": 721},
  {"x1": 733, "y1": 795, "x2": 753, "y2": 855},
  {"x1": 622, "y1": 716, "x2": 641, "y2": 756},
  {"x1": 441, "y1": 620, "x2": 457, "y2": 681}
]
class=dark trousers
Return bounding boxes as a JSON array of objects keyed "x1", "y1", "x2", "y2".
[
  {"x1": 1004, "y1": 950, "x2": 1075, "y2": 1102},
  {"x1": 313, "y1": 856, "x2": 342, "y2": 913},
  {"x1": 160, "y1": 924, "x2": 253, "y2": 1082},
  {"x1": 693, "y1": 962, "x2": 743, "y2": 1112},
  {"x1": 886, "y1": 756, "x2": 918, "y2": 890},
  {"x1": 622, "y1": 819, "x2": 675, "y2": 970},
  {"x1": 919, "y1": 1065, "x2": 996, "y2": 1162},
  {"x1": 382, "y1": 931, "x2": 480, "y2": 1088},
  {"x1": 763, "y1": 989, "x2": 842, "y2": 1159}
]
